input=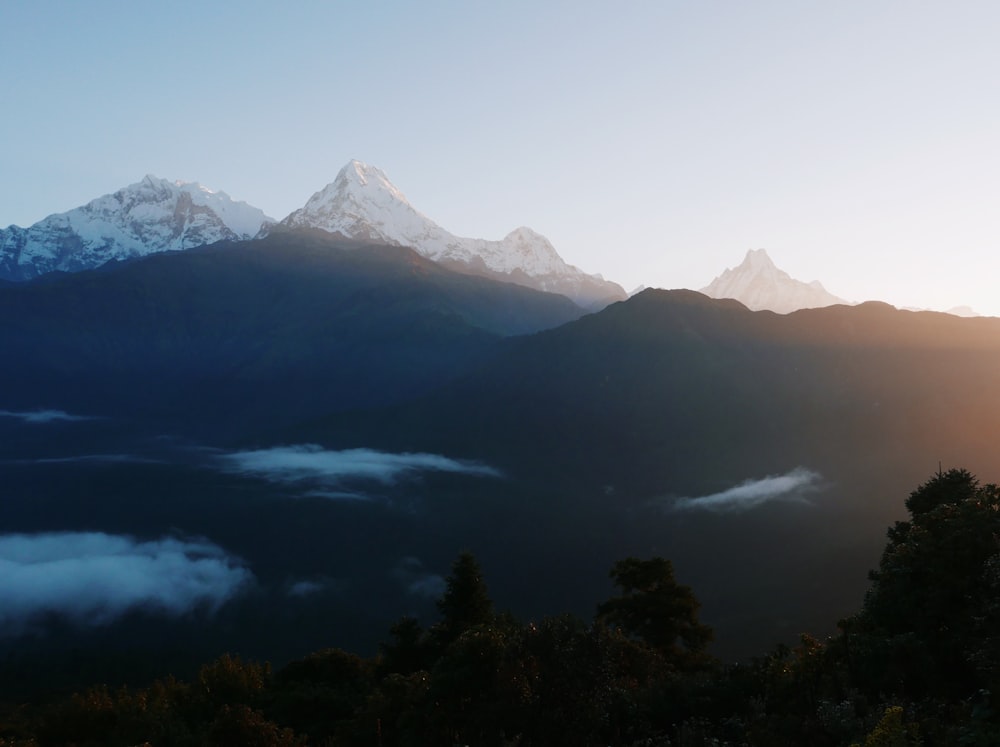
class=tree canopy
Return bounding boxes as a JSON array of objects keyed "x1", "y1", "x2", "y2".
[{"x1": 596, "y1": 556, "x2": 713, "y2": 670}]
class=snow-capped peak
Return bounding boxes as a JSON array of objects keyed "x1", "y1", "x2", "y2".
[
  {"x1": 281, "y1": 161, "x2": 626, "y2": 308},
  {"x1": 0, "y1": 176, "x2": 275, "y2": 282},
  {"x1": 284, "y1": 160, "x2": 443, "y2": 246},
  {"x1": 701, "y1": 249, "x2": 846, "y2": 314},
  {"x1": 339, "y1": 159, "x2": 406, "y2": 199},
  {"x1": 0, "y1": 161, "x2": 627, "y2": 308},
  {"x1": 743, "y1": 247, "x2": 777, "y2": 271}
]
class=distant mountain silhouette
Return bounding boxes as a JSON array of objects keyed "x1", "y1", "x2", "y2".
[
  {"x1": 8, "y1": 256, "x2": 1000, "y2": 659},
  {"x1": 0, "y1": 228, "x2": 584, "y2": 437},
  {"x1": 291, "y1": 289, "x2": 1000, "y2": 656}
]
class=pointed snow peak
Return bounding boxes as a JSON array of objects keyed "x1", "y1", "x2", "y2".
[
  {"x1": 342, "y1": 158, "x2": 375, "y2": 183},
  {"x1": 338, "y1": 159, "x2": 374, "y2": 187},
  {"x1": 134, "y1": 174, "x2": 172, "y2": 195},
  {"x1": 505, "y1": 226, "x2": 548, "y2": 243},
  {"x1": 701, "y1": 249, "x2": 846, "y2": 314},
  {"x1": 743, "y1": 248, "x2": 777, "y2": 270},
  {"x1": 291, "y1": 160, "x2": 415, "y2": 222},
  {"x1": 334, "y1": 159, "x2": 406, "y2": 199},
  {"x1": 281, "y1": 161, "x2": 444, "y2": 253},
  {"x1": 280, "y1": 161, "x2": 627, "y2": 308}
]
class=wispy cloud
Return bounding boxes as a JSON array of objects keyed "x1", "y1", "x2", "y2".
[
  {"x1": 0, "y1": 532, "x2": 252, "y2": 636},
  {"x1": 668, "y1": 467, "x2": 823, "y2": 513},
  {"x1": 219, "y1": 445, "x2": 500, "y2": 493},
  {"x1": 285, "y1": 575, "x2": 345, "y2": 598},
  {"x1": 6, "y1": 454, "x2": 161, "y2": 466},
  {"x1": 392, "y1": 556, "x2": 446, "y2": 599},
  {"x1": 287, "y1": 580, "x2": 325, "y2": 598},
  {"x1": 0, "y1": 409, "x2": 96, "y2": 424}
]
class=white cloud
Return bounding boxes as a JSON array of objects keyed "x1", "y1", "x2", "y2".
[
  {"x1": 284, "y1": 575, "x2": 345, "y2": 598},
  {"x1": 392, "y1": 556, "x2": 446, "y2": 599},
  {"x1": 219, "y1": 445, "x2": 500, "y2": 492},
  {"x1": 0, "y1": 409, "x2": 95, "y2": 424},
  {"x1": 669, "y1": 467, "x2": 823, "y2": 513},
  {"x1": 0, "y1": 532, "x2": 253, "y2": 636}
]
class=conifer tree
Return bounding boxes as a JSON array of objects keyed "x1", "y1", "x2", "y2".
[
  {"x1": 432, "y1": 551, "x2": 495, "y2": 648},
  {"x1": 596, "y1": 556, "x2": 713, "y2": 670}
]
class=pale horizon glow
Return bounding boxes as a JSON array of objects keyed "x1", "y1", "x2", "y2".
[{"x1": 2, "y1": 3, "x2": 999, "y2": 315}]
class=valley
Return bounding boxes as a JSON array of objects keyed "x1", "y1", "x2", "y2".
[{"x1": 4, "y1": 220, "x2": 1000, "y2": 698}]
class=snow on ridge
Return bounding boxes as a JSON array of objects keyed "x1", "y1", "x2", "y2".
[
  {"x1": 1, "y1": 161, "x2": 626, "y2": 307},
  {"x1": 701, "y1": 249, "x2": 846, "y2": 314},
  {"x1": 0, "y1": 175, "x2": 275, "y2": 281},
  {"x1": 283, "y1": 160, "x2": 614, "y2": 284}
]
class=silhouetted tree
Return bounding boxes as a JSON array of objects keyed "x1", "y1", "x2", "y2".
[
  {"x1": 431, "y1": 551, "x2": 495, "y2": 648},
  {"x1": 270, "y1": 648, "x2": 374, "y2": 741},
  {"x1": 596, "y1": 556, "x2": 713, "y2": 671},
  {"x1": 844, "y1": 469, "x2": 1000, "y2": 702},
  {"x1": 378, "y1": 616, "x2": 430, "y2": 676},
  {"x1": 206, "y1": 704, "x2": 303, "y2": 747}
]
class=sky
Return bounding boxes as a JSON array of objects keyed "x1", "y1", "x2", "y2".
[{"x1": 2, "y1": 1, "x2": 999, "y2": 315}]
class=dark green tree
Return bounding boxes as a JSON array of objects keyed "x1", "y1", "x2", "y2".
[
  {"x1": 904, "y1": 466, "x2": 980, "y2": 516},
  {"x1": 596, "y1": 557, "x2": 713, "y2": 671},
  {"x1": 431, "y1": 551, "x2": 495, "y2": 648},
  {"x1": 843, "y1": 469, "x2": 1000, "y2": 702},
  {"x1": 206, "y1": 704, "x2": 303, "y2": 747},
  {"x1": 379, "y1": 616, "x2": 431, "y2": 676},
  {"x1": 426, "y1": 620, "x2": 524, "y2": 746},
  {"x1": 270, "y1": 648, "x2": 374, "y2": 741}
]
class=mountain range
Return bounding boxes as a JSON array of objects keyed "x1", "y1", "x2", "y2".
[
  {"x1": 281, "y1": 161, "x2": 625, "y2": 309},
  {"x1": 3, "y1": 160, "x2": 1000, "y2": 679},
  {"x1": 7, "y1": 248, "x2": 1000, "y2": 661},
  {"x1": 4, "y1": 161, "x2": 988, "y2": 316},
  {"x1": 0, "y1": 229, "x2": 584, "y2": 438},
  {"x1": 0, "y1": 161, "x2": 626, "y2": 309}
]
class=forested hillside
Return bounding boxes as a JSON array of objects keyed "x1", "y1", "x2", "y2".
[{"x1": 2, "y1": 469, "x2": 996, "y2": 746}]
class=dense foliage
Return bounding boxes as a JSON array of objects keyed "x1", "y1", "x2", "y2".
[{"x1": 1, "y1": 470, "x2": 998, "y2": 745}]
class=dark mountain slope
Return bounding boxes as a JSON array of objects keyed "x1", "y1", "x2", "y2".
[
  {"x1": 290, "y1": 290, "x2": 1000, "y2": 655},
  {"x1": 306, "y1": 289, "x2": 1000, "y2": 493},
  {"x1": 0, "y1": 228, "x2": 586, "y2": 438}
]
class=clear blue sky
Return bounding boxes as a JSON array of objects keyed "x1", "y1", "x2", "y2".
[{"x1": 3, "y1": 1, "x2": 999, "y2": 315}]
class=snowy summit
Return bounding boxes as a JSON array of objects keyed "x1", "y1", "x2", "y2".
[
  {"x1": 700, "y1": 249, "x2": 847, "y2": 314},
  {"x1": 281, "y1": 160, "x2": 626, "y2": 309},
  {"x1": 0, "y1": 177, "x2": 274, "y2": 281}
]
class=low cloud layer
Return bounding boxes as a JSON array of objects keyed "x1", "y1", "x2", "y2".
[
  {"x1": 0, "y1": 532, "x2": 252, "y2": 636},
  {"x1": 219, "y1": 445, "x2": 500, "y2": 494},
  {"x1": 670, "y1": 467, "x2": 823, "y2": 513},
  {"x1": 0, "y1": 409, "x2": 94, "y2": 425}
]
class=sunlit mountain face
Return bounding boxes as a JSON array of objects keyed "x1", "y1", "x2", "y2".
[{"x1": 4, "y1": 233, "x2": 1000, "y2": 694}]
